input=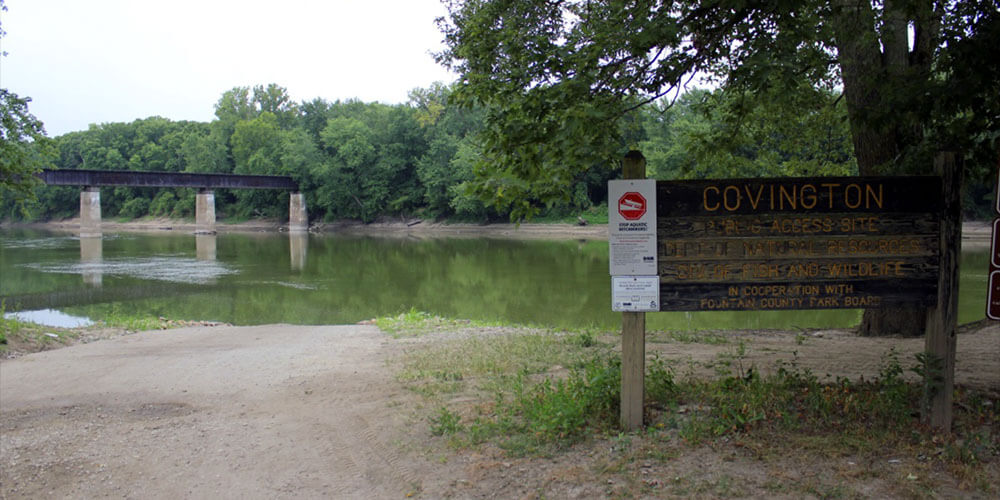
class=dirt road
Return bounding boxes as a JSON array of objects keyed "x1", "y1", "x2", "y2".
[{"x1": 1, "y1": 325, "x2": 435, "y2": 499}]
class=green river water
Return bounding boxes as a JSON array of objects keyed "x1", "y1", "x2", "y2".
[{"x1": 0, "y1": 228, "x2": 990, "y2": 330}]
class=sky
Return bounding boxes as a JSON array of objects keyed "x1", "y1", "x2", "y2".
[{"x1": 0, "y1": 0, "x2": 457, "y2": 137}]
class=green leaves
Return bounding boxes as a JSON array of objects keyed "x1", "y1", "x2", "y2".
[
  {"x1": 0, "y1": 89, "x2": 54, "y2": 210},
  {"x1": 439, "y1": 0, "x2": 999, "y2": 216}
]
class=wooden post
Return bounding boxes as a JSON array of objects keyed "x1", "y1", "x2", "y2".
[
  {"x1": 923, "y1": 153, "x2": 962, "y2": 431},
  {"x1": 621, "y1": 150, "x2": 646, "y2": 431}
]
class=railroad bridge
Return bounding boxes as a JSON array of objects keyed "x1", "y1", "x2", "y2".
[{"x1": 37, "y1": 169, "x2": 308, "y2": 236}]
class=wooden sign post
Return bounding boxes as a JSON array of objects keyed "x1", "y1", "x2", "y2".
[
  {"x1": 922, "y1": 153, "x2": 962, "y2": 430},
  {"x1": 620, "y1": 151, "x2": 647, "y2": 431}
]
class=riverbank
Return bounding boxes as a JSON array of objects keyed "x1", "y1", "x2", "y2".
[
  {"x1": 2, "y1": 216, "x2": 609, "y2": 240},
  {"x1": 6, "y1": 217, "x2": 994, "y2": 243}
]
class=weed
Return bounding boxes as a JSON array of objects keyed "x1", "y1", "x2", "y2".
[
  {"x1": 395, "y1": 319, "x2": 999, "y2": 492},
  {"x1": 458, "y1": 355, "x2": 622, "y2": 454},
  {"x1": 375, "y1": 307, "x2": 437, "y2": 337},
  {"x1": 944, "y1": 429, "x2": 996, "y2": 465},
  {"x1": 429, "y1": 407, "x2": 463, "y2": 436},
  {"x1": 645, "y1": 355, "x2": 676, "y2": 403},
  {"x1": 0, "y1": 300, "x2": 11, "y2": 349},
  {"x1": 911, "y1": 350, "x2": 945, "y2": 418},
  {"x1": 570, "y1": 330, "x2": 596, "y2": 348},
  {"x1": 803, "y1": 481, "x2": 850, "y2": 499},
  {"x1": 610, "y1": 432, "x2": 632, "y2": 453},
  {"x1": 94, "y1": 303, "x2": 163, "y2": 331},
  {"x1": 712, "y1": 340, "x2": 750, "y2": 378}
]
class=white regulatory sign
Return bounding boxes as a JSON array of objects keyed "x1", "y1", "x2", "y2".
[
  {"x1": 612, "y1": 276, "x2": 660, "y2": 312},
  {"x1": 608, "y1": 179, "x2": 658, "y2": 276}
]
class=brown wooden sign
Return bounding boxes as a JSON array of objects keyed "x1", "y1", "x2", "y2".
[{"x1": 655, "y1": 176, "x2": 942, "y2": 311}]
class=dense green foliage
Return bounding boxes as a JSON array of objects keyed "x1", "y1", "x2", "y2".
[
  {"x1": 1, "y1": 84, "x2": 491, "y2": 222},
  {"x1": 0, "y1": 89, "x2": 54, "y2": 211},
  {"x1": 437, "y1": 0, "x2": 1000, "y2": 219},
  {"x1": 2, "y1": 82, "x2": 876, "y2": 223}
]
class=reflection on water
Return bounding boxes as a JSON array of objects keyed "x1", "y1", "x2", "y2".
[
  {"x1": 1, "y1": 236, "x2": 78, "y2": 250},
  {"x1": 24, "y1": 257, "x2": 236, "y2": 285},
  {"x1": 289, "y1": 232, "x2": 308, "y2": 271},
  {"x1": 80, "y1": 236, "x2": 103, "y2": 287},
  {"x1": 0, "y1": 228, "x2": 992, "y2": 329},
  {"x1": 196, "y1": 234, "x2": 217, "y2": 261},
  {"x1": 4, "y1": 309, "x2": 94, "y2": 328}
]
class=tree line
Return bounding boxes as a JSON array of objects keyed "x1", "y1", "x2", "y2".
[
  {"x1": 2, "y1": 82, "x2": 851, "y2": 223},
  {"x1": 1, "y1": 82, "x2": 994, "y2": 223}
]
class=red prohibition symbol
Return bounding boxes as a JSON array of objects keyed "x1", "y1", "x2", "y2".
[{"x1": 618, "y1": 192, "x2": 647, "y2": 221}]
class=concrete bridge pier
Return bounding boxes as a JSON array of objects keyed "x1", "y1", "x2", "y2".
[
  {"x1": 289, "y1": 192, "x2": 308, "y2": 232},
  {"x1": 196, "y1": 189, "x2": 216, "y2": 234},
  {"x1": 80, "y1": 187, "x2": 102, "y2": 237}
]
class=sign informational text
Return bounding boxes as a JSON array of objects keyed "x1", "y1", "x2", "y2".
[
  {"x1": 608, "y1": 180, "x2": 658, "y2": 276},
  {"x1": 612, "y1": 276, "x2": 660, "y2": 312},
  {"x1": 654, "y1": 176, "x2": 942, "y2": 311}
]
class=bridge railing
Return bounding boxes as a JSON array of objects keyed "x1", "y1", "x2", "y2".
[{"x1": 38, "y1": 169, "x2": 299, "y2": 190}]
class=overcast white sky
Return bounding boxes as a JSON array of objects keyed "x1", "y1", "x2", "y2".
[{"x1": 0, "y1": 0, "x2": 457, "y2": 137}]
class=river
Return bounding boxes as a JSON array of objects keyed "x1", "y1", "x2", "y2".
[{"x1": 0, "y1": 228, "x2": 990, "y2": 330}]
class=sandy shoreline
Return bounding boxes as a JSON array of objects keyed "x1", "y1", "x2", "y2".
[{"x1": 2, "y1": 217, "x2": 609, "y2": 240}]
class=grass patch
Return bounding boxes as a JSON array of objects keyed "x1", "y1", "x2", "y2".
[
  {"x1": 91, "y1": 303, "x2": 166, "y2": 331},
  {"x1": 464, "y1": 354, "x2": 622, "y2": 454},
  {"x1": 396, "y1": 319, "x2": 999, "y2": 494},
  {"x1": 375, "y1": 307, "x2": 507, "y2": 338},
  {"x1": 655, "y1": 349, "x2": 918, "y2": 442},
  {"x1": 386, "y1": 311, "x2": 615, "y2": 453},
  {"x1": 398, "y1": 329, "x2": 609, "y2": 394}
]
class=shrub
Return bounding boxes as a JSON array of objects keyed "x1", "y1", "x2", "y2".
[{"x1": 118, "y1": 197, "x2": 150, "y2": 219}]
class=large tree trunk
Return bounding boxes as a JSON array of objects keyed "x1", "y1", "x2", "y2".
[{"x1": 831, "y1": 0, "x2": 938, "y2": 337}]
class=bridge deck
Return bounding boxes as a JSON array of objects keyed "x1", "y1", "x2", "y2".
[{"x1": 39, "y1": 169, "x2": 298, "y2": 190}]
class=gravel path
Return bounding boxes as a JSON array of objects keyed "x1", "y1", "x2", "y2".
[{"x1": 1, "y1": 325, "x2": 433, "y2": 499}]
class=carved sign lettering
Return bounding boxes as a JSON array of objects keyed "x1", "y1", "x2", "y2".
[{"x1": 653, "y1": 176, "x2": 942, "y2": 311}]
